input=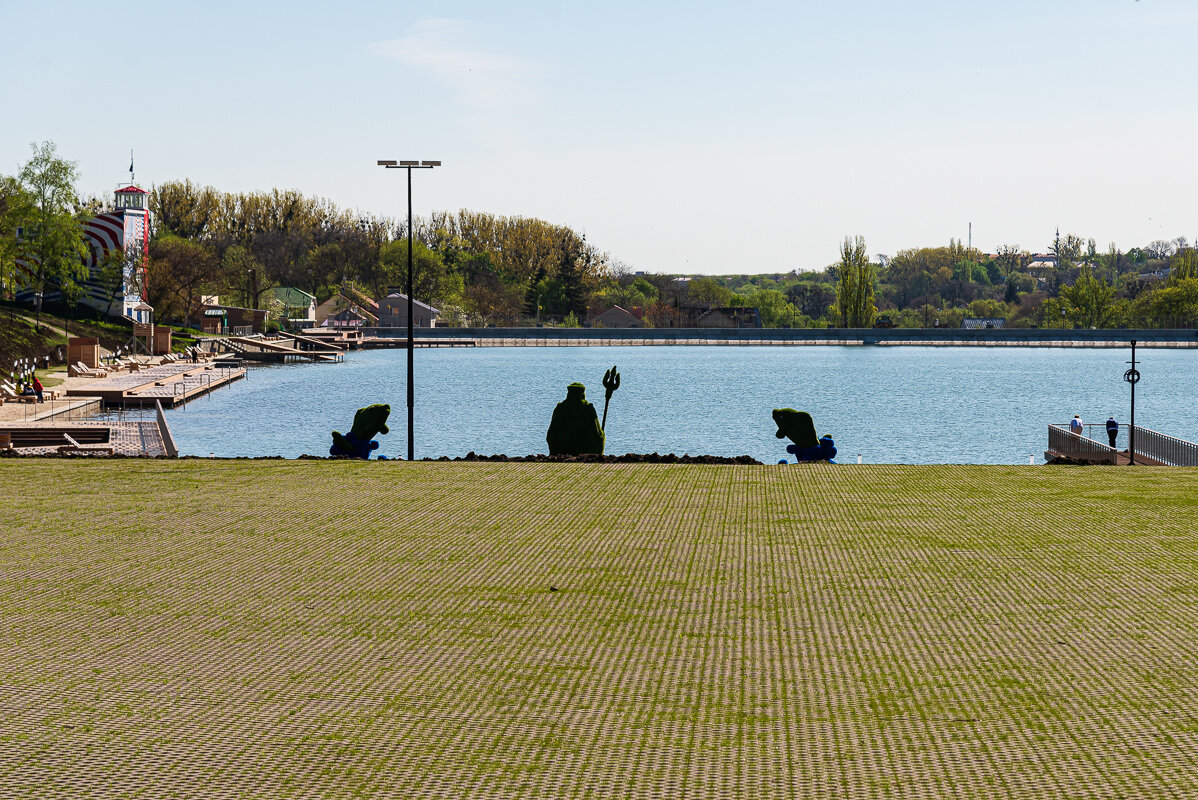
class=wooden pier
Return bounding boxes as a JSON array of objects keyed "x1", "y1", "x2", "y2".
[
  {"x1": 64, "y1": 363, "x2": 247, "y2": 408},
  {"x1": 359, "y1": 336, "x2": 477, "y2": 349},
  {"x1": 217, "y1": 335, "x2": 343, "y2": 363}
]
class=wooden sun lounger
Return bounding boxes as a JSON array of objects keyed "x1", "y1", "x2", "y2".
[
  {"x1": 57, "y1": 433, "x2": 115, "y2": 455},
  {"x1": 1, "y1": 384, "x2": 38, "y2": 404},
  {"x1": 69, "y1": 362, "x2": 109, "y2": 378}
]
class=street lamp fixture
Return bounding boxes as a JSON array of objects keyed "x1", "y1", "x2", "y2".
[{"x1": 377, "y1": 158, "x2": 441, "y2": 461}]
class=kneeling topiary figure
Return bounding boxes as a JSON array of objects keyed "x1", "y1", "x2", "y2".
[
  {"x1": 547, "y1": 383, "x2": 604, "y2": 455},
  {"x1": 331, "y1": 403, "x2": 391, "y2": 459},
  {"x1": 773, "y1": 408, "x2": 836, "y2": 462}
]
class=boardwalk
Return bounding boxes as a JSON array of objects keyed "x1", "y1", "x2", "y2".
[
  {"x1": 2, "y1": 462, "x2": 1197, "y2": 798},
  {"x1": 64, "y1": 363, "x2": 246, "y2": 408}
]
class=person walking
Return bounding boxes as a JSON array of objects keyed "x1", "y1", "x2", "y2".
[
  {"x1": 32, "y1": 375, "x2": 44, "y2": 403},
  {"x1": 1070, "y1": 414, "x2": 1083, "y2": 435},
  {"x1": 1106, "y1": 416, "x2": 1118, "y2": 449}
]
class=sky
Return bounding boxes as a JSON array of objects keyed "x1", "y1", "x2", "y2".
[{"x1": 3, "y1": 0, "x2": 1196, "y2": 274}]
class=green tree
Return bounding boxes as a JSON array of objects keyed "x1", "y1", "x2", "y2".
[
  {"x1": 17, "y1": 141, "x2": 89, "y2": 327},
  {"x1": 150, "y1": 236, "x2": 221, "y2": 326},
  {"x1": 1170, "y1": 248, "x2": 1197, "y2": 282},
  {"x1": 747, "y1": 289, "x2": 797, "y2": 328},
  {"x1": 0, "y1": 175, "x2": 33, "y2": 307},
  {"x1": 1060, "y1": 265, "x2": 1118, "y2": 328},
  {"x1": 834, "y1": 235, "x2": 876, "y2": 327},
  {"x1": 687, "y1": 277, "x2": 733, "y2": 306},
  {"x1": 378, "y1": 239, "x2": 463, "y2": 306},
  {"x1": 221, "y1": 245, "x2": 267, "y2": 309},
  {"x1": 1130, "y1": 280, "x2": 1198, "y2": 328}
]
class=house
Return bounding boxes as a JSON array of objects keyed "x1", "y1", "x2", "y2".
[
  {"x1": 379, "y1": 292, "x2": 440, "y2": 328},
  {"x1": 962, "y1": 317, "x2": 1006, "y2": 330},
  {"x1": 589, "y1": 305, "x2": 643, "y2": 329},
  {"x1": 696, "y1": 307, "x2": 762, "y2": 328},
  {"x1": 324, "y1": 307, "x2": 369, "y2": 328},
  {"x1": 267, "y1": 287, "x2": 316, "y2": 328},
  {"x1": 201, "y1": 304, "x2": 269, "y2": 334},
  {"x1": 315, "y1": 293, "x2": 378, "y2": 327},
  {"x1": 1024, "y1": 254, "x2": 1058, "y2": 277}
]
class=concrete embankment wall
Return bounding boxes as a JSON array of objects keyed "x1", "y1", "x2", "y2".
[{"x1": 362, "y1": 327, "x2": 1198, "y2": 347}]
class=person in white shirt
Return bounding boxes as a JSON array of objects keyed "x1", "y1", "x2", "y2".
[{"x1": 1070, "y1": 415, "x2": 1083, "y2": 435}]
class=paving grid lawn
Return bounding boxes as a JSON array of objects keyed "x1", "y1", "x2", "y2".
[{"x1": 2, "y1": 461, "x2": 1198, "y2": 799}]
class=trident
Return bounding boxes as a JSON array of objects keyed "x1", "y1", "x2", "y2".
[{"x1": 601, "y1": 365, "x2": 620, "y2": 431}]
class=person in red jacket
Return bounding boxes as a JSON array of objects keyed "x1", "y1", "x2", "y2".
[{"x1": 31, "y1": 375, "x2": 44, "y2": 403}]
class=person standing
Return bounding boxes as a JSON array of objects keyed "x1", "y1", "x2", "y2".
[
  {"x1": 1106, "y1": 416, "x2": 1118, "y2": 449},
  {"x1": 1070, "y1": 415, "x2": 1083, "y2": 435},
  {"x1": 31, "y1": 375, "x2": 45, "y2": 403}
]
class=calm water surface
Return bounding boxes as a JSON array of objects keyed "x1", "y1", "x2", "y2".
[{"x1": 159, "y1": 346, "x2": 1198, "y2": 464}]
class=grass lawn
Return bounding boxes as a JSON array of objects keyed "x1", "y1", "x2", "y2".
[{"x1": 2, "y1": 461, "x2": 1198, "y2": 798}]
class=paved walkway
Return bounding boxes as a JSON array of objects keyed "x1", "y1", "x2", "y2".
[{"x1": 0, "y1": 419, "x2": 167, "y2": 456}]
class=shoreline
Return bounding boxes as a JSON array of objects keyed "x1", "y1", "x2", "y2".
[{"x1": 362, "y1": 326, "x2": 1198, "y2": 348}]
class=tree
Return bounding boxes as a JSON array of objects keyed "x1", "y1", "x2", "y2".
[
  {"x1": 377, "y1": 239, "x2": 462, "y2": 306},
  {"x1": 834, "y1": 235, "x2": 876, "y2": 327},
  {"x1": 1060, "y1": 265, "x2": 1118, "y2": 328},
  {"x1": 150, "y1": 236, "x2": 220, "y2": 326},
  {"x1": 0, "y1": 175, "x2": 33, "y2": 308},
  {"x1": 787, "y1": 281, "x2": 836, "y2": 319},
  {"x1": 687, "y1": 277, "x2": 733, "y2": 306},
  {"x1": 16, "y1": 141, "x2": 89, "y2": 328},
  {"x1": 994, "y1": 244, "x2": 1023, "y2": 277},
  {"x1": 221, "y1": 245, "x2": 268, "y2": 309},
  {"x1": 747, "y1": 289, "x2": 796, "y2": 328},
  {"x1": 1170, "y1": 248, "x2": 1197, "y2": 282},
  {"x1": 1130, "y1": 280, "x2": 1198, "y2": 328},
  {"x1": 1145, "y1": 239, "x2": 1175, "y2": 262}
]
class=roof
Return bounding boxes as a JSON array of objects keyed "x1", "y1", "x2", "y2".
[
  {"x1": 115, "y1": 185, "x2": 148, "y2": 194},
  {"x1": 268, "y1": 287, "x2": 316, "y2": 306},
  {"x1": 594, "y1": 305, "x2": 641, "y2": 319},
  {"x1": 382, "y1": 292, "x2": 441, "y2": 314},
  {"x1": 962, "y1": 317, "x2": 1007, "y2": 329}
]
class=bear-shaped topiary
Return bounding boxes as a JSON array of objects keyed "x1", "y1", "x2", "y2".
[
  {"x1": 772, "y1": 408, "x2": 818, "y2": 449},
  {"x1": 547, "y1": 383, "x2": 605, "y2": 455},
  {"x1": 772, "y1": 408, "x2": 836, "y2": 462},
  {"x1": 331, "y1": 403, "x2": 391, "y2": 459}
]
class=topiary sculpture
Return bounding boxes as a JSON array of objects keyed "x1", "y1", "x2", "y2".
[
  {"x1": 331, "y1": 403, "x2": 391, "y2": 459},
  {"x1": 772, "y1": 408, "x2": 836, "y2": 462},
  {"x1": 547, "y1": 383, "x2": 605, "y2": 455}
]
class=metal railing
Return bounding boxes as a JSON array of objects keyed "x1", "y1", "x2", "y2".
[
  {"x1": 1047, "y1": 424, "x2": 1118, "y2": 464},
  {"x1": 1130, "y1": 425, "x2": 1198, "y2": 467},
  {"x1": 155, "y1": 399, "x2": 178, "y2": 458}
]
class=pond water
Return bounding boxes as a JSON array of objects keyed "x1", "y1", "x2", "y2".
[{"x1": 156, "y1": 346, "x2": 1197, "y2": 464}]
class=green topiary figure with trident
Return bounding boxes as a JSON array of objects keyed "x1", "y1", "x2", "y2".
[{"x1": 546, "y1": 366, "x2": 620, "y2": 455}]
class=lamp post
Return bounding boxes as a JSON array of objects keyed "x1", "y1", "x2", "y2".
[
  {"x1": 1125, "y1": 339, "x2": 1140, "y2": 466},
  {"x1": 377, "y1": 159, "x2": 441, "y2": 461}
]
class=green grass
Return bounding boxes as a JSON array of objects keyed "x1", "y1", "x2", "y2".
[{"x1": 2, "y1": 461, "x2": 1198, "y2": 798}]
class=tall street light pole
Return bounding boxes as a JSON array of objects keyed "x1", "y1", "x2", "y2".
[{"x1": 377, "y1": 159, "x2": 440, "y2": 461}]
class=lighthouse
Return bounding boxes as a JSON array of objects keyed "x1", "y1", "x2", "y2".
[
  {"x1": 14, "y1": 157, "x2": 154, "y2": 321},
  {"x1": 109, "y1": 183, "x2": 152, "y2": 321}
]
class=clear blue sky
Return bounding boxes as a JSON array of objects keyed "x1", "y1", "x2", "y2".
[{"x1": 3, "y1": 0, "x2": 1195, "y2": 273}]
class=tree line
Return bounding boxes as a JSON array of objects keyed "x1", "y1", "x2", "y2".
[{"x1": 2, "y1": 141, "x2": 1196, "y2": 329}]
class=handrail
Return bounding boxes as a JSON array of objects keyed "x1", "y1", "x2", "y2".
[
  {"x1": 1130, "y1": 425, "x2": 1198, "y2": 467},
  {"x1": 155, "y1": 399, "x2": 178, "y2": 458},
  {"x1": 1047, "y1": 424, "x2": 1117, "y2": 464}
]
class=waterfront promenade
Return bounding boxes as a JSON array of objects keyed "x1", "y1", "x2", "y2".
[{"x1": 3, "y1": 461, "x2": 1197, "y2": 798}]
